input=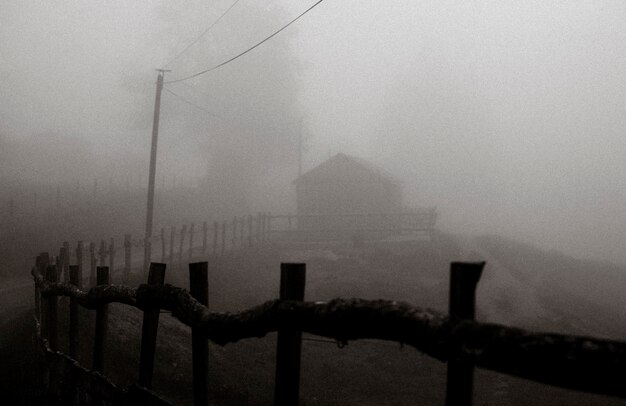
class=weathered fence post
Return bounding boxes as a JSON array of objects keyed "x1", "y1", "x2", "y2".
[
  {"x1": 57, "y1": 248, "x2": 64, "y2": 282},
  {"x1": 213, "y1": 221, "x2": 218, "y2": 256},
  {"x1": 221, "y1": 222, "x2": 226, "y2": 256},
  {"x1": 170, "y1": 226, "x2": 176, "y2": 266},
  {"x1": 34, "y1": 255, "x2": 43, "y2": 326},
  {"x1": 45, "y1": 264, "x2": 59, "y2": 351},
  {"x1": 109, "y1": 238, "x2": 115, "y2": 274},
  {"x1": 59, "y1": 245, "x2": 67, "y2": 283},
  {"x1": 179, "y1": 224, "x2": 187, "y2": 269},
  {"x1": 262, "y1": 213, "x2": 267, "y2": 241},
  {"x1": 62, "y1": 241, "x2": 70, "y2": 281},
  {"x1": 189, "y1": 223, "x2": 195, "y2": 261},
  {"x1": 93, "y1": 266, "x2": 109, "y2": 373},
  {"x1": 138, "y1": 263, "x2": 167, "y2": 389},
  {"x1": 445, "y1": 261, "x2": 485, "y2": 406},
  {"x1": 240, "y1": 217, "x2": 245, "y2": 246},
  {"x1": 232, "y1": 216, "x2": 237, "y2": 248},
  {"x1": 256, "y1": 213, "x2": 262, "y2": 244},
  {"x1": 89, "y1": 242, "x2": 96, "y2": 287},
  {"x1": 37, "y1": 253, "x2": 50, "y2": 335},
  {"x1": 99, "y1": 240, "x2": 106, "y2": 267},
  {"x1": 202, "y1": 221, "x2": 208, "y2": 255},
  {"x1": 124, "y1": 234, "x2": 132, "y2": 283},
  {"x1": 161, "y1": 227, "x2": 166, "y2": 262},
  {"x1": 69, "y1": 265, "x2": 81, "y2": 359},
  {"x1": 274, "y1": 263, "x2": 306, "y2": 406},
  {"x1": 76, "y1": 241, "x2": 84, "y2": 284},
  {"x1": 189, "y1": 262, "x2": 209, "y2": 406},
  {"x1": 248, "y1": 215, "x2": 253, "y2": 248},
  {"x1": 266, "y1": 212, "x2": 272, "y2": 241}
]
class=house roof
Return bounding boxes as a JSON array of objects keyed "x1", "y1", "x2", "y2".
[{"x1": 294, "y1": 153, "x2": 399, "y2": 185}]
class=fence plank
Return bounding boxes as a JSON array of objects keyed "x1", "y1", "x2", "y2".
[
  {"x1": 59, "y1": 246, "x2": 67, "y2": 283},
  {"x1": 109, "y1": 238, "x2": 115, "y2": 275},
  {"x1": 189, "y1": 262, "x2": 209, "y2": 406},
  {"x1": 232, "y1": 216, "x2": 237, "y2": 248},
  {"x1": 93, "y1": 266, "x2": 110, "y2": 373},
  {"x1": 274, "y1": 263, "x2": 306, "y2": 406},
  {"x1": 99, "y1": 240, "x2": 106, "y2": 267},
  {"x1": 69, "y1": 265, "x2": 81, "y2": 359},
  {"x1": 161, "y1": 227, "x2": 166, "y2": 263},
  {"x1": 445, "y1": 261, "x2": 484, "y2": 406},
  {"x1": 261, "y1": 213, "x2": 267, "y2": 241},
  {"x1": 202, "y1": 221, "x2": 208, "y2": 255},
  {"x1": 221, "y1": 222, "x2": 226, "y2": 256},
  {"x1": 37, "y1": 253, "x2": 50, "y2": 336},
  {"x1": 213, "y1": 221, "x2": 218, "y2": 256},
  {"x1": 169, "y1": 226, "x2": 175, "y2": 267},
  {"x1": 46, "y1": 264, "x2": 59, "y2": 351},
  {"x1": 248, "y1": 215, "x2": 253, "y2": 248},
  {"x1": 89, "y1": 242, "x2": 96, "y2": 287},
  {"x1": 62, "y1": 241, "x2": 70, "y2": 281},
  {"x1": 179, "y1": 225, "x2": 187, "y2": 269},
  {"x1": 138, "y1": 263, "x2": 167, "y2": 389},
  {"x1": 124, "y1": 234, "x2": 132, "y2": 283},
  {"x1": 34, "y1": 255, "x2": 43, "y2": 326},
  {"x1": 189, "y1": 223, "x2": 195, "y2": 261},
  {"x1": 76, "y1": 241, "x2": 84, "y2": 284},
  {"x1": 240, "y1": 217, "x2": 245, "y2": 246}
]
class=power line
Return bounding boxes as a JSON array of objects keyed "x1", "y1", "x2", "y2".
[
  {"x1": 162, "y1": 0, "x2": 242, "y2": 69},
  {"x1": 166, "y1": 0, "x2": 325, "y2": 84},
  {"x1": 163, "y1": 87, "x2": 223, "y2": 119}
]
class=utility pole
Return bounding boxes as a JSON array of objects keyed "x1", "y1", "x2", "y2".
[
  {"x1": 298, "y1": 118, "x2": 303, "y2": 178},
  {"x1": 143, "y1": 69, "x2": 170, "y2": 275}
]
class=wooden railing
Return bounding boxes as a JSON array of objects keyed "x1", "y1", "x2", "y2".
[
  {"x1": 49, "y1": 210, "x2": 437, "y2": 286},
  {"x1": 32, "y1": 256, "x2": 626, "y2": 405},
  {"x1": 268, "y1": 209, "x2": 437, "y2": 241},
  {"x1": 45, "y1": 212, "x2": 273, "y2": 285}
]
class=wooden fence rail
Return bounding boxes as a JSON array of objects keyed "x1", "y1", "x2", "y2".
[
  {"x1": 42, "y1": 210, "x2": 434, "y2": 289},
  {"x1": 34, "y1": 214, "x2": 272, "y2": 289},
  {"x1": 267, "y1": 210, "x2": 437, "y2": 240},
  {"x1": 32, "y1": 257, "x2": 626, "y2": 405}
]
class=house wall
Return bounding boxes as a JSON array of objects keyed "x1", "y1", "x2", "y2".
[{"x1": 296, "y1": 177, "x2": 402, "y2": 231}]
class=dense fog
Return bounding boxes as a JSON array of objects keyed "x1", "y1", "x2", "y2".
[
  {"x1": 5, "y1": 3, "x2": 626, "y2": 405},
  {"x1": 2, "y1": 0, "x2": 626, "y2": 263}
]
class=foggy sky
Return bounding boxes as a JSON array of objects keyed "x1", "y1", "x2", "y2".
[{"x1": 2, "y1": 1, "x2": 626, "y2": 262}]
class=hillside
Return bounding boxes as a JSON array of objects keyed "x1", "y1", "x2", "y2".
[{"x1": 460, "y1": 234, "x2": 626, "y2": 339}]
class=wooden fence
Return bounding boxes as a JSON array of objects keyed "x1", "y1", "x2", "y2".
[
  {"x1": 46, "y1": 212, "x2": 273, "y2": 284},
  {"x1": 267, "y1": 209, "x2": 437, "y2": 241},
  {"x1": 50, "y1": 209, "x2": 436, "y2": 284},
  {"x1": 32, "y1": 254, "x2": 626, "y2": 405}
]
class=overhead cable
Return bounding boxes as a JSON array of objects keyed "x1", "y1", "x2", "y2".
[
  {"x1": 162, "y1": 0, "x2": 242, "y2": 68},
  {"x1": 165, "y1": 0, "x2": 325, "y2": 84},
  {"x1": 164, "y1": 87, "x2": 223, "y2": 119}
]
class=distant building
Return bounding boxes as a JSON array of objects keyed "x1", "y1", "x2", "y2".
[{"x1": 293, "y1": 153, "x2": 403, "y2": 236}]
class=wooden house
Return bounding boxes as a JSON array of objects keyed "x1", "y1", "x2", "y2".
[{"x1": 293, "y1": 153, "x2": 403, "y2": 236}]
